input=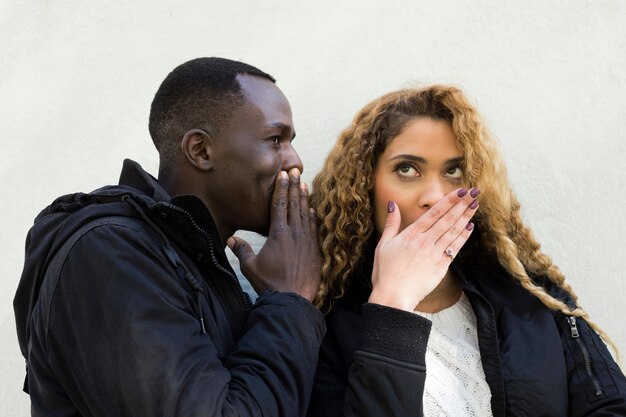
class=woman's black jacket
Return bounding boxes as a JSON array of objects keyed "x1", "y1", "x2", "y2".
[{"x1": 307, "y1": 258, "x2": 626, "y2": 416}]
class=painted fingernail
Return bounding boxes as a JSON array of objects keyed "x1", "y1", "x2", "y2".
[
  {"x1": 387, "y1": 200, "x2": 395, "y2": 213},
  {"x1": 457, "y1": 188, "x2": 468, "y2": 197},
  {"x1": 466, "y1": 222, "x2": 475, "y2": 231},
  {"x1": 470, "y1": 188, "x2": 480, "y2": 198},
  {"x1": 469, "y1": 199, "x2": 479, "y2": 209}
]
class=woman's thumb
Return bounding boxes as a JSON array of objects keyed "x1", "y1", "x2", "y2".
[{"x1": 378, "y1": 200, "x2": 401, "y2": 246}]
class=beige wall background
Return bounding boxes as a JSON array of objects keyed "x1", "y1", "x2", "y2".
[{"x1": 1, "y1": 0, "x2": 625, "y2": 414}]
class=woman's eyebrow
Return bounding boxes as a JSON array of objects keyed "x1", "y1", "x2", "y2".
[
  {"x1": 388, "y1": 155, "x2": 464, "y2": 164},
  {"x1": 446, "y1": 156, "x2": 464, "y2": 165},
  {"x1": 389, "y1": 154, "x2": 427, "y2": 164}
]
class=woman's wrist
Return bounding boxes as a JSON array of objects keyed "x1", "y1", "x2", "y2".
[{"x1": 368, "y1": 288, "x2": 425, "y2": 312}]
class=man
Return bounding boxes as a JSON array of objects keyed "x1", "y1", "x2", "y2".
[{"x1": 14, "y1": 57, "x2": 324, "y2": 416}]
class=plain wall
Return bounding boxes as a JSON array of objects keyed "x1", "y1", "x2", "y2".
[{"x1": 1, "y1": 0, "x2": 625, "y2": 414}]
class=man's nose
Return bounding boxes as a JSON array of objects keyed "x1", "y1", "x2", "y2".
[{"x1": 281, "y1": 143, "x2": 304, "y2": 174}]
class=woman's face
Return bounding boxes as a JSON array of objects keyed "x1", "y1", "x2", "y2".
[{"x1": 373, "y1": 117, "x2": 467, "y2": 235}]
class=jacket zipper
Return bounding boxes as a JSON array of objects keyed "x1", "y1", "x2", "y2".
[
  {"x1": 461, "y1": 285, "x2": 506, "y2": 417},
  {"x1": 162, "y1": 203, "x2": 252, "y2": 311},
  {"x1": 566, "y1": 316, "x2": 602, "y2": 396}
]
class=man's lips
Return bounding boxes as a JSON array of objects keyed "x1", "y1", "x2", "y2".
[
  {"x1": 268, "y1": 182, "x2": 275, "y2": 198},
  {"x1": 268, "y1": 171, "x2": 283, "y2": 197}
]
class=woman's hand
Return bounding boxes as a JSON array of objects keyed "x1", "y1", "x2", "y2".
[{"x1": 368, "y1": 188, "x2": 478, "y2": 312}]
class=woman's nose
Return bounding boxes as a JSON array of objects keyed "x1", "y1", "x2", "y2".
[{"x1": 418, "y1": 178, "x2": 447, "y2": 208}]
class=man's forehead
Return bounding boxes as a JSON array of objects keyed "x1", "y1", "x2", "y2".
[
  {"x1": 235, "y1": 74, "x2": 293, "y2": 128},
  {"x1": 237, "y1": 74, "x2": 288, "y2": 104}
]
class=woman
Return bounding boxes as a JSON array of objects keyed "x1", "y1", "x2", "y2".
[{"x1": 307, "y1": 85, "x2": 626, "y2": 416}]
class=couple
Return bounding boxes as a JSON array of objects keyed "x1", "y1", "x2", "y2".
[{"x1": 14, "y1": 57, "x2": 626, "y2": 416}]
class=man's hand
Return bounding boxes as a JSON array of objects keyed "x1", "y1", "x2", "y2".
[{"x1": 227, "y1": 168, "x2": 321, "y2": 302}]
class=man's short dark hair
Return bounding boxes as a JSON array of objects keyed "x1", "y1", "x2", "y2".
[{"x1": 149, "y1": 57, "x2": 275, "y2": 173}]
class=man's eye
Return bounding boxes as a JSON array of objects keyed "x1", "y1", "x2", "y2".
[
  {"x1": 269, "y1": 136, "x2": 280, "y2": 144},
  {"x1": 396, "y1": 164, "x2": 419, "y2": 177}
]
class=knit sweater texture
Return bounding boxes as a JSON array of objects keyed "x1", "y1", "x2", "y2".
[{"x1": 415, "y1": 293, "x2": 493, "y2": 416}]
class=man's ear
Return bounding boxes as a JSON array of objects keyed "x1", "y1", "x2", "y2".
[{"x1": 181, "y1": 129, "x2": 214, "y2": 171}]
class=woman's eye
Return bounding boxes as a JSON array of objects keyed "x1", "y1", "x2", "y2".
[
  {"x1": 396, "y1": 164, "x2": 419, "y2": 177},
  {"x1": 445, "y1": 166, "x2": 463, "y2": 179}
]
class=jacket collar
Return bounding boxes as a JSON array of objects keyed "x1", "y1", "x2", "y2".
[
  {"x1": 118, "y1": 158, "x2": 171, "y2": 203},
  {"x1": 117, "y1": 159, "x2": 231, "y2": 266}
]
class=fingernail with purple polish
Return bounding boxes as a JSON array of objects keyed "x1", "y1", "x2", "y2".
[
  {"x1": 469, "y1": 199, "x2": 479, "y2": 209},
  {"x1": 387, "y1": 200, "x2": 395, "y2": 213},
  {"x1": 470, "y1": 188, "x2": 480, "y2": 198},
  {"x1": 457, "y1": 188, "x2": 468, "y2": 198},
  {"x1": 466, "y1": 222, "x2": 475, "y2": 231}
]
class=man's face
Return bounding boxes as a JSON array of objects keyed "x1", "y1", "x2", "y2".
[{"x1": 207, "y1": 74, "x2": 303, "y2": 239}]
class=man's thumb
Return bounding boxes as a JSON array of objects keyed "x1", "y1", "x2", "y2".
[
  {"x1": 227, "y1": 236, "x2": 255, "y2": 267},
  {"x1": 378, "y1": 200, "x2": 401, "y2": 246}
]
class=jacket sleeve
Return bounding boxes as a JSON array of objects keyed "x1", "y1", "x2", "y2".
[
  {"x1": 29, "y1": 221, "x2": 325, "y2": 417},
  {"x1": 308, "y1": 303, "x2": 431, "y2": 417},
  {"x1": 556, "y1": 312, "x2": 626, "y2": 416}
]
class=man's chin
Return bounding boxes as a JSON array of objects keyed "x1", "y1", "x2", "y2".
[
  {"x1": 240, "y1": 219, "x2": 270, "y2": 237},
  {"x1": 245, "y1": 206, "x2": 271, "y2": 236},
  {"x1": 257, "y1": 225, "x2": 270, "y2": 237}
]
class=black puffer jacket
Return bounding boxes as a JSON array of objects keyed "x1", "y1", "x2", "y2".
[
  {"x1": 307, "y1": 255, "x2": 626, "y2": 416},
  {"x1": 14, "y1": 159, "x2": 325, "y2": 417}
]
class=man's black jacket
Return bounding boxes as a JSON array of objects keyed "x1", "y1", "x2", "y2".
[{"x1": 14, "y1": 159, "x2": 325, "y2": 417}]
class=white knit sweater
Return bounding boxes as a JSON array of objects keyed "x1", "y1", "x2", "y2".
[{"x1": 415, "y1": 293, "x2": 493, "y2": 416}]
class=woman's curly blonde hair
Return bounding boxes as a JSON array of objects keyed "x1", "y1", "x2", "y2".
[{"x1": 310, "y1": 84, "x2": 620, "y2": 362}]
